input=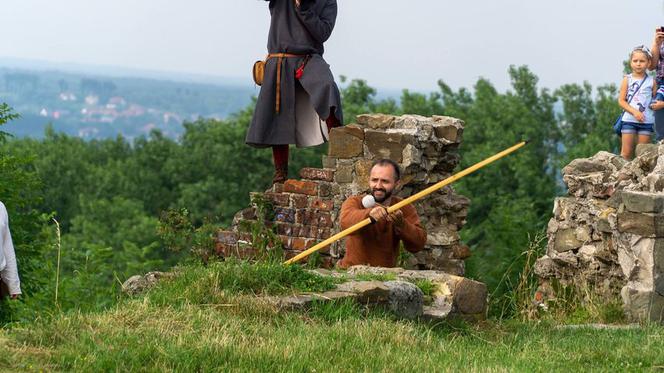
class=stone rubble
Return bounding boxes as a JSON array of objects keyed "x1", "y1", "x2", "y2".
[
  {"x1": 536, "y1": 144, "x2": 664, "y2": 323},
  {"x1": 273, "y1": 265, "x2": 487, "y2": 321}
]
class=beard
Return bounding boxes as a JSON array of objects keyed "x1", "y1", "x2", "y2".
[{"x1": 371, "y1": 187, "x2": 394, "y2": 203}]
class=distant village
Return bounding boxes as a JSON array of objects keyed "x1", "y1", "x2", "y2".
[
  {"x1": 40, "y1": 91, "x2": 184, "y2": 138},
  {"x1": 0, "y1": 69, "x2": 252, "y2": 139}
]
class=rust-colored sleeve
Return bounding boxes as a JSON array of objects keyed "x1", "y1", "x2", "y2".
[
  {"x1": 395, "y1": 204, "x2": 427, "y2": 253},
  {"x1": 340, "y1": 197, "x2": 372, "y2": 234}
]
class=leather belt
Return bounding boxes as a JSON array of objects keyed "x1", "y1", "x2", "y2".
[{"x1": 267, "y1": 53, "x2": 306, "y2": 113}]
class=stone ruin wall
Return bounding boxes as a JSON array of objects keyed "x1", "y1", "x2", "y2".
[
  {"x1": 536, "y1": 145, "x2": 664, "y2": 323},
  {"x1": 216, "y1": 114, "x2": 471, "y2": 275}
]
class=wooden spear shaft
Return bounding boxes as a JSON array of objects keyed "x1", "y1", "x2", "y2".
[{"x1": 284, "y1": 141, "x2": 528, "y2": 265}]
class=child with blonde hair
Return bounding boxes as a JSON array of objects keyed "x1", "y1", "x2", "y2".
[{"x1": 618, "y1": 46, "x2": 660, "y2": 159}]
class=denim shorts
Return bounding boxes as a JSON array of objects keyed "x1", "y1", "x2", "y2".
[{"x1": 621, "y1": 121, "x2": 654, "y2": 135}]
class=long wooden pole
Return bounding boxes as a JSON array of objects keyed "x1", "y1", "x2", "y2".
[{"x1": 284, "y1": 141, "x2": 528, "y2": 265}]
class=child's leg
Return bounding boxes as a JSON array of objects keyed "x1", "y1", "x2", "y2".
[
  {"x1": 620, "y1": 133, "x2": 636, "y2": 160},
  {"x1": 637, "y1": 133, "x2": 652, "y2": 145}
]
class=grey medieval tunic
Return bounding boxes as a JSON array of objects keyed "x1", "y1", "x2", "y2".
[{"x1": 246, "y1": 0, "x2": 343, "y2": 148}]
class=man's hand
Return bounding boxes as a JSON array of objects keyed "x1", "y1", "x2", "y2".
[
  {"x1": 387, "y1": 210, "x2": 405, "y2": 229},
  {"x1": 10, "y1": 294, "x2": 18, "y2": 300},
  {"x1": 369, "y1": 206, "x2": 388, "y2": 223},
  {"x1": 656, "y1": 29, "x2": 664, "y2": 45}
]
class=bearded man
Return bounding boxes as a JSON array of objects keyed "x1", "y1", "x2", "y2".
[
  {"x1": 247, "y1": 0, "x2": 343, "y2": 184},
  {"x1": 337, "y1": 159, "x2": 427, "y2": 269}
]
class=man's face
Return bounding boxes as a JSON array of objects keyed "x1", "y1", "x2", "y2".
[{"x1": 369, "y1": 164, "x2": 398, "y2": 203}]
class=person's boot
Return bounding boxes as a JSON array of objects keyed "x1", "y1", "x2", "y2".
[
  {"x1": 326, "y1": 115, "x2": 341, "y2": 132},
  {"x1": 272, "y1": 144, "x2": 289, "y2": 184},
  {"x1": 272, "y1": 164, "x2": 288, "y2": 184}
]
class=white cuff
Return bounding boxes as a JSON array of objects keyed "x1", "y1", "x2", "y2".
[{"x1": 4, "y1": 279, "x2": 21, "y2": 295}]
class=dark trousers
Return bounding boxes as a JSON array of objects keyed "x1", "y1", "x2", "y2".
[{"x1": 656, "y1": 109, "x2": 664, "y2": 141}]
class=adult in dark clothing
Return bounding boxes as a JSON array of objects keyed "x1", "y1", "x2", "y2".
[
  {"x1": 247, "y1": 0, "x2": 343, "y2": 183},
  {"x1": 338, "y1": 160, "x2": 427, "y2": 269}
]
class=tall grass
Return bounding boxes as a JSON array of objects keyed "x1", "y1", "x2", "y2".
[{"x1": 493, "y1": 232, "x2": 625, "y2": 323}]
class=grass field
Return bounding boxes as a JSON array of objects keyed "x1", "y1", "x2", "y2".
[{"x1": 1, "y1": 261, "x2": 663, "y2": 372}]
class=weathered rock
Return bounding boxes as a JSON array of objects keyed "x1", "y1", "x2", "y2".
[
  {"x1": 421, "y1": 304, "x2": 453, "y2": 322},
  {"x1": 328, "y1": 125, "x2": 364, "y2": 158},
  {"x1": 617, "y1": 211, "x2": 664, "y2": 237},
  {"x1": 453, "y1": 278, "x2": 487, "y2": 315},
  {"x1": 345, "y1": 265, "x2": 487, "y2": 318},
  {"x1": 384, "y1": 281, "x2": 424, "y2": 319},
  {"x1": 364, "y1": 130, "x2": 409, "y2": 162},
  {"x1": 554, "y1": 228, "x2": 588, "y2": 252},
  {"x1": 621, "y1": 286, "x2": 664, "y2": 323},
  {"x1": 122, "y1": 271, "x2": 171, "y2": 296},
  {"x1": 356, "y1": 114, "x2": 396, "y2": 129},
  {"x1": 534, "y1": 256, "x2": 557, "y2": 278},
  {"x1": 335, "y1": 281, "x2": 390, "y2": 303},
  {"x1": 622, "y1": 191, "x2": 664, "y2": 213}
]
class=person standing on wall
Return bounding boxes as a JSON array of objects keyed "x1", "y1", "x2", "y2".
[{"x1": 247, "y1": 0, "x2": 344, "y2": 184}]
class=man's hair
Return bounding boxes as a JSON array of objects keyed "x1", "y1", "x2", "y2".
[{"x1": 371, "y1": 159, "x2": 401, "y2": 181}]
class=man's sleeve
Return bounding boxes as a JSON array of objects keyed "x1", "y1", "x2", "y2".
[
  {"x1": 396, "y1": 205, "x2": 427, "y2": 253},
  {"x1": 0, "y1": 207, "x2": 21, "y2": 295},
  {"x1": 296, "y1": 0, "x2": 337, "y2": 44},
  {"x1": 340, "y1": 197, "x2": 371, "y2": 233}
]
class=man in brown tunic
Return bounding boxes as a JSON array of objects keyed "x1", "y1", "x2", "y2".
[{"x1": 338, "y1": 159, "x2": 427, "y2": 268}]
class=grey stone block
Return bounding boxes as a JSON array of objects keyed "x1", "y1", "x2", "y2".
[{"x1": 622, "y1": 190, "x2": 664, "y2": 213}]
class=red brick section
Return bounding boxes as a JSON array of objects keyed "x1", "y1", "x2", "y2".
[
  {"x1": 264, "y1": 192, "x2": 290, "y2": 207},
  {"x1": 291, "y1": 237, "x2": 307, "y2": 251},
  {"x1": 216, "y1": 174, "x2": 339, "y2": 264},
  {"x1": 284, "y1": 180, "x2": 318, "y2": 195},
  {"x1": 300, "y1": 168, "x2": 335, "y2": 182},
  {"x1": 311, "y1": 199, "x2": 334, "y2": 211},
  {"x1": 318, "y1": 182, "x2": 333, "y2": 197},
  {"x1": 291, "y1": 194, "x2": 309, "y2": 209}
]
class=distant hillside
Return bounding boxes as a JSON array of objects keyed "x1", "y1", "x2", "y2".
[{"x1": 0, "y1": 65, "x2": 255, "y2": 139}]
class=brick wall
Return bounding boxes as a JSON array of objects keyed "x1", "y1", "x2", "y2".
[{"x1": 216, "y1": 114, "x2": 471, "y2": 275}]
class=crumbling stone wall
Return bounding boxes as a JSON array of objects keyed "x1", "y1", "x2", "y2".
[
  {"x1": 216, "y1": 114, "x2": 471, "y2": 275},
  {"x1": 536, "y1": 145, "x2": 664, "y2": 323}
]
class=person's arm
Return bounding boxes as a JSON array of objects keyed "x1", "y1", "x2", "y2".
[
  {"x1": 619, "y1": 76, "x2": 646, "y2": 122},
  {"x1": 0, "y1": 206, "x2": 21, "y2": 297},
  {"x1": 654, "y1": 80, "x2": 658, "y2": 97},
  {"x1": 296, "y1": 0, "x2": 337, "y2": 44},
  {"x1": 392, "y1": 206, "x2": 427, "y2": 253},
  {"x1": 650, "y1": 29, "x2": 664, "y2": 70}
]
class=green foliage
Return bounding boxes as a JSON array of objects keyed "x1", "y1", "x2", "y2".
[
  {"x1": 414, "y1": 279, "x2": 437, "y2": 297},
  {"x1": 351, "y1": 272, "x2": 398, "y2": 282},
  {"x1": 158, "y1": 208, "x2": 219, "y2": 263}
]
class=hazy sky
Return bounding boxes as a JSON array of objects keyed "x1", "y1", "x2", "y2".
[{"x1": 1, "y1": 1, "x2": 663, "y2": 92}]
